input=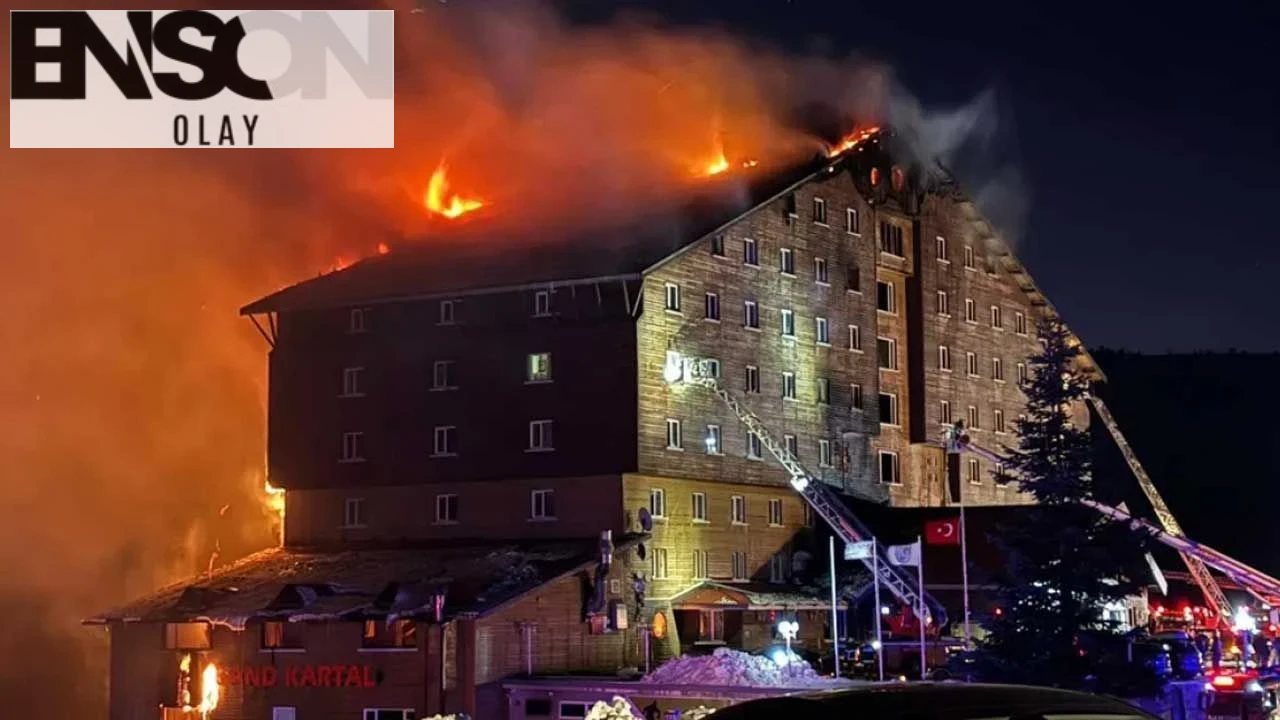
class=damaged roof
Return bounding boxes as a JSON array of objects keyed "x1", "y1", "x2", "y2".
[
  {"x1": 240, "y1": 156, "x2": 834, "y2": 316},
  {"x1": 85, "y1": 536, "x2": 639, "y2": 628}
]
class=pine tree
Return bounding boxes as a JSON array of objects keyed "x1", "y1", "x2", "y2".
[{"x1": 980, "y1": 318, "x2": 1149, "y2": 687}]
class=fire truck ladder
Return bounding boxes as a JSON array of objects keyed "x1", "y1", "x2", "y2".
[
  {"x1": 1085, "y1": 395, "x2": 1237, "y2": 622},
  {"x1": 941, "y1": 422, "x2": 1250, "y2": 620},
  {"x1": 664, "y1": 351, "x2": 948, "y2": 627}
]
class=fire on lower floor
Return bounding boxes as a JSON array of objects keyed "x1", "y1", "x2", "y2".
[{"x1": 86, "y1": 533, "x2": 842, "y2": 720}]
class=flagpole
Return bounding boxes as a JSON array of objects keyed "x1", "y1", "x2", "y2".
[
  {"x1": 917, "y1": 535, "x2": 927, "y2": 681},
  {"x1": 960, "y1": 504, "x2": 971, "y2": 648},
  {"x1": 873, "y1": 538, "x2": 884, "y2": 682},
  {"x1": 829, "y1": 535, "x2": 841, "y2": 678}
]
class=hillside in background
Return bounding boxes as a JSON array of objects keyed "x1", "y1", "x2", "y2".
[{"x1": 1089, "y1": 348, "x2": 1280, "y2": 577}]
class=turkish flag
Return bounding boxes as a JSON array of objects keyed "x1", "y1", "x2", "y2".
[{"x1": 925, "y1": 517, "x2": 961, "y2": 545}]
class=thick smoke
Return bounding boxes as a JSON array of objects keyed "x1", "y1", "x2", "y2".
[{"x1": 0, "y1": 1, "x2": 1017, "y2": 716}]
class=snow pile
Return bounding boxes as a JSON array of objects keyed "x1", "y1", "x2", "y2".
[
  {"x1": 681, "y1": 706, "x2": 718, "y2": 719},
  {"x1": 644, "y1": 647, "x2": 835, "y2": 688},
  {"x1": 585, "y1": 696, "x2": 640, "y2": 720}
]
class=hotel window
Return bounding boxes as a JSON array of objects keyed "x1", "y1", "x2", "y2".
[
  {"x1": 878, "y1": 221, "x2": 904, "y2": 257},
  {"x1": 936, "y1": 290, "x2": 950, "y2": 316},
  {"x1": 343, "y1": 498, "x2": 365, "y2": 528},
  {"x1": 704, "y1": 425, "x2": 722, "y2": 455},
  {"x1": 938, "y1": 345, "x2": 952, "y2": 371},
  {"x1": 693, "y1": 550, "x2": 709, "y2": 580},
  {"x1": 745, "y1": 365, "x2": 760, "y2": 393},
  {"x1": 704, "y1": 292, "x2": 721, "y2": 321},
  {"x1": 526, "y1": 352, "x2": 552, "y2": 383},
  {"x1": 781, "y1": 309, "x2": 796, "y2": 337},
  {"x1": 877, "y1": 337, "x2": 898, "y2": 370},
  {"x1": 850, "y1": 383, "x2": 864, "y2": 411},
  {"x1": 967, "y1": 458, "x2": 981, "y2": 485},
  {"x1": 164, "y1": 622, "x2": 211, "y2": 650},
  {"x1": 815, "y1": 317, "x2": 830, "y2": 345},
  {"x1": 968, "y1": 405, "x2": 980, "y2": 429},
  {"x1": 1017, "y1": 362, "x2": 1028, "y2": 385},
  {"x1": 340, "y1": 432, "x2": 364, "y2": 463},
  {"x1": 936, "y1": 235, "x2": 949, "y2": 262},
  {"x1": 731, "y1": 552, "x2": 749, "y2": 581},
  {"x1": 784, "y1": 434, "x2": 799, "y2": 459},
  {"x1": 814, "y1": 257, "x2": 829, "y2": 284},
  {"x1": 664, "y1": 283, "x2": 681, "y2": 312},
  {"x1": 527, "y1": 420, "x2": 554, "y2": 452},
  {"x1": 710, "y1": 234, "x2": 725, "y2": 256},
  {"x1": 438, "y1": 299, "x2": 457, "y2": 325},
  {"x1": 768, "y1": 499, "x2": 783, "y2": 526},
  {"x1": 780, "y1": 248, "x2": 796, "y2": 275},
  {"x1": 649, "y1": 488, "x2": 666, "y2": 518},
  {"x1": 879, "y1": 392, "x2": 899, "y2": 426},
  {"x1": 846, "y1": 207, "x2": 860, "y2": 234},
  {"x1": 533, "y1": 290, "x2": 551, "y2": 317},
  {"x1": 965, "y1": 298, "x2": 977, "y2": 323},
  {"x1": 530, "y1": 489, "x2": 555, "y2": 519},
  {"x1": 347, "y1": 308, "x2": 367, "y2": 334},
  {"x1": 991, "y1": 305, "x2": 1004, "y2": 329},
  {"x1": 940, "y1": 400, "x2": 952, "y2": 425},
  {"x1": 877, "y1": 281, "x2": 896, "y2": 313},
  {"x1": 818, "y1": 439, "x2": 833, "y2": 467},
  {"x1": 1015, "y1": 311, "x2": 1028, "y2": 336},
  {"x1": 847, "y1": 265, "x2": 861, "y2": 293},
  {"x1": 817, "y1": 378, "x2": 831, "y2": 404},
  {"x1": 769, "y1": 553, "x2": 789, "y2": 583},
  {"x1": 666, "y1": 419, "x2": 683, "y2": 450},
  {"x1": 435, "y1": 494, "x2": 458, "y2": 523},
  {"x1": 431, "y1": 426, "x2": 457, "y2": 457},
  {"x1": 362, "y1": 711, "x2": 413, "y2": 720},
  {"x1": 966, "y1": 352, "x2": 979, "y2": 377},
  {"x1": 731, "y1": 496, "x2": 747, "y2": 525},
  {"x1": 431, "y1": 360, "x2": 456, "y2": 390},
  {"x1": 848, "y1": 325, "x2": 862, "y2": 351},
  {"x1": 341, "y1": 367, "x2": 365, "y2": 397},
  {"x1": 813, "y1": 197, "x2": 828, "y2": 224},
  {"x1": 363, "y1": 619, "x2": 417, "y2": 649},
  {"x1": 743, "y1": 238, "x2": 759, "y2": 266},
  {"x1": 744, "y1": 300, "x2": 760, "y2": 329},
  {"x1": 691, "y1": 492, "x2": 708, "y2": 522},
  {"x1": 994, "y1": 409, "x2": 1006, "y2": 434},
  {"x1": 747, "y1": 432, "x2": 763, "y2": 459},
  {"x1": 781, "y1": 372, "x2": 797, "y2": 400},
  {"x1": 964, "y1": 245, "x2": 975, "y2": 269},
  {"x1": 992, "y1": 357, "x2": 1005, "y2": 381},
  {"x1": 879, "y1": 451, "x2": 901, "y2": 485},
  {"x1": 261, "y1": 620, "x2": 305, "y2": 650}
]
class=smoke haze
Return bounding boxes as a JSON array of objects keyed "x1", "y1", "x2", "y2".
[{"x1": 0, "y1": 1, "x2": 1019, "y2": 715}]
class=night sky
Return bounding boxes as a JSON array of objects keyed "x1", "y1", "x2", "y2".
[{"x1": 566, "y1": 0, "x2": 1279, "y2": 352}]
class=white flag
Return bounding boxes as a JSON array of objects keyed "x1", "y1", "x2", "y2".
[
  {"x1": 844, "y1": 540, "x2": 874, "y2": 560},
  {"x1": 887, "y1": 541, "x2": 921, "y2": 567}
]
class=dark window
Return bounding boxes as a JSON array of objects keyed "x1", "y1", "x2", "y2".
[
  {"x1": 710, "y1": 235, "x2": 725, "y2": 256},
  {"x1": 261, "y1": 621, "x2": 305, "y2": 650},
  {"x1": 876, "y1": 281, "x2": 895, "y2": 313},
  {"x1": 847, "y1": 266, "x2": 861, "y2": 293},
  {"x1": 878, "y1": 221, "x2": 904, "y2": 257}
]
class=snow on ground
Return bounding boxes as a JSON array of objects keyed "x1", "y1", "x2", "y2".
[{"x1": 644, "y1": 647, "x2": 854, "y2": 688}]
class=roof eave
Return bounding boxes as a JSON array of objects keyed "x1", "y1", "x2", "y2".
[{"x1": 240, "y1": 272, "x2": 645, "y2": 316}]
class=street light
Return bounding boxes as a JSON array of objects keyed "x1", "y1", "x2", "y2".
[{"x1": 777, "y1": 619, "x2": 800, "y2": 659}]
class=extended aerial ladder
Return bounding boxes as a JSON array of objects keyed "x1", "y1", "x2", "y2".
[
  {"x1": 942, "y1": 419, "x2": 1280, "y2": 617},
  {"x1": 662, "y1": 350, "x2": 949, "y2": 628}
]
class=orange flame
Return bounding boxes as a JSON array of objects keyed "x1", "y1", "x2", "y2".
[
  {"x1": 178, "y1": 654, "x2": 220, "y2": 718},
  {"x1": 827, "y1": 125, "x2": 882, "y2": 157},
  {"x1": 425, "y1": 162, "x2": 484, "y2": 219},
  {"x1": 264, "y1": 480, "x2": 285, "y2": 539}
]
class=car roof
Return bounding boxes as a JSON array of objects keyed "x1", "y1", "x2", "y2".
[{"x1": 704, "y1": 683, "x2": 1156, "y2": 720}]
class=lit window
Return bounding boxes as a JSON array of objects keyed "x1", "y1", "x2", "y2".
[{"x1": 526, "y1": 352, "x2": 552, "y2": 382}]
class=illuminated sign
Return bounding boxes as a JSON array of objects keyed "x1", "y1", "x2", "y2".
[{"x1": 220, "y1": 664, "x2": 378, "y2": 688}]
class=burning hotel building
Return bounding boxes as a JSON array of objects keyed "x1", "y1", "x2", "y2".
[{"x1": 87, "y1": 129, "x2": 1097, "y2": 719}]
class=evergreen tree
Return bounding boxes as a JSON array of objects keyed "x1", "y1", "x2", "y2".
[{"x1": 980, "y1": 318, "x2": 1149, "y2": 687}]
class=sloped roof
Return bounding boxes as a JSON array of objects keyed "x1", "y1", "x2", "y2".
[
  {"x1": 240, "y1": 158, "x2": 832, "y2": 316},
  {"x1": 85, "y1": 536, "x2": 641, "y2": 627},
  {"x1": 669, "y1": 581, "x2": 847, "y2": 610}
]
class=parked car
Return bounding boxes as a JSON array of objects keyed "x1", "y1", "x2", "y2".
[{"x1": 700, "y1": 682, "x2": 1161, "y2": 719}]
